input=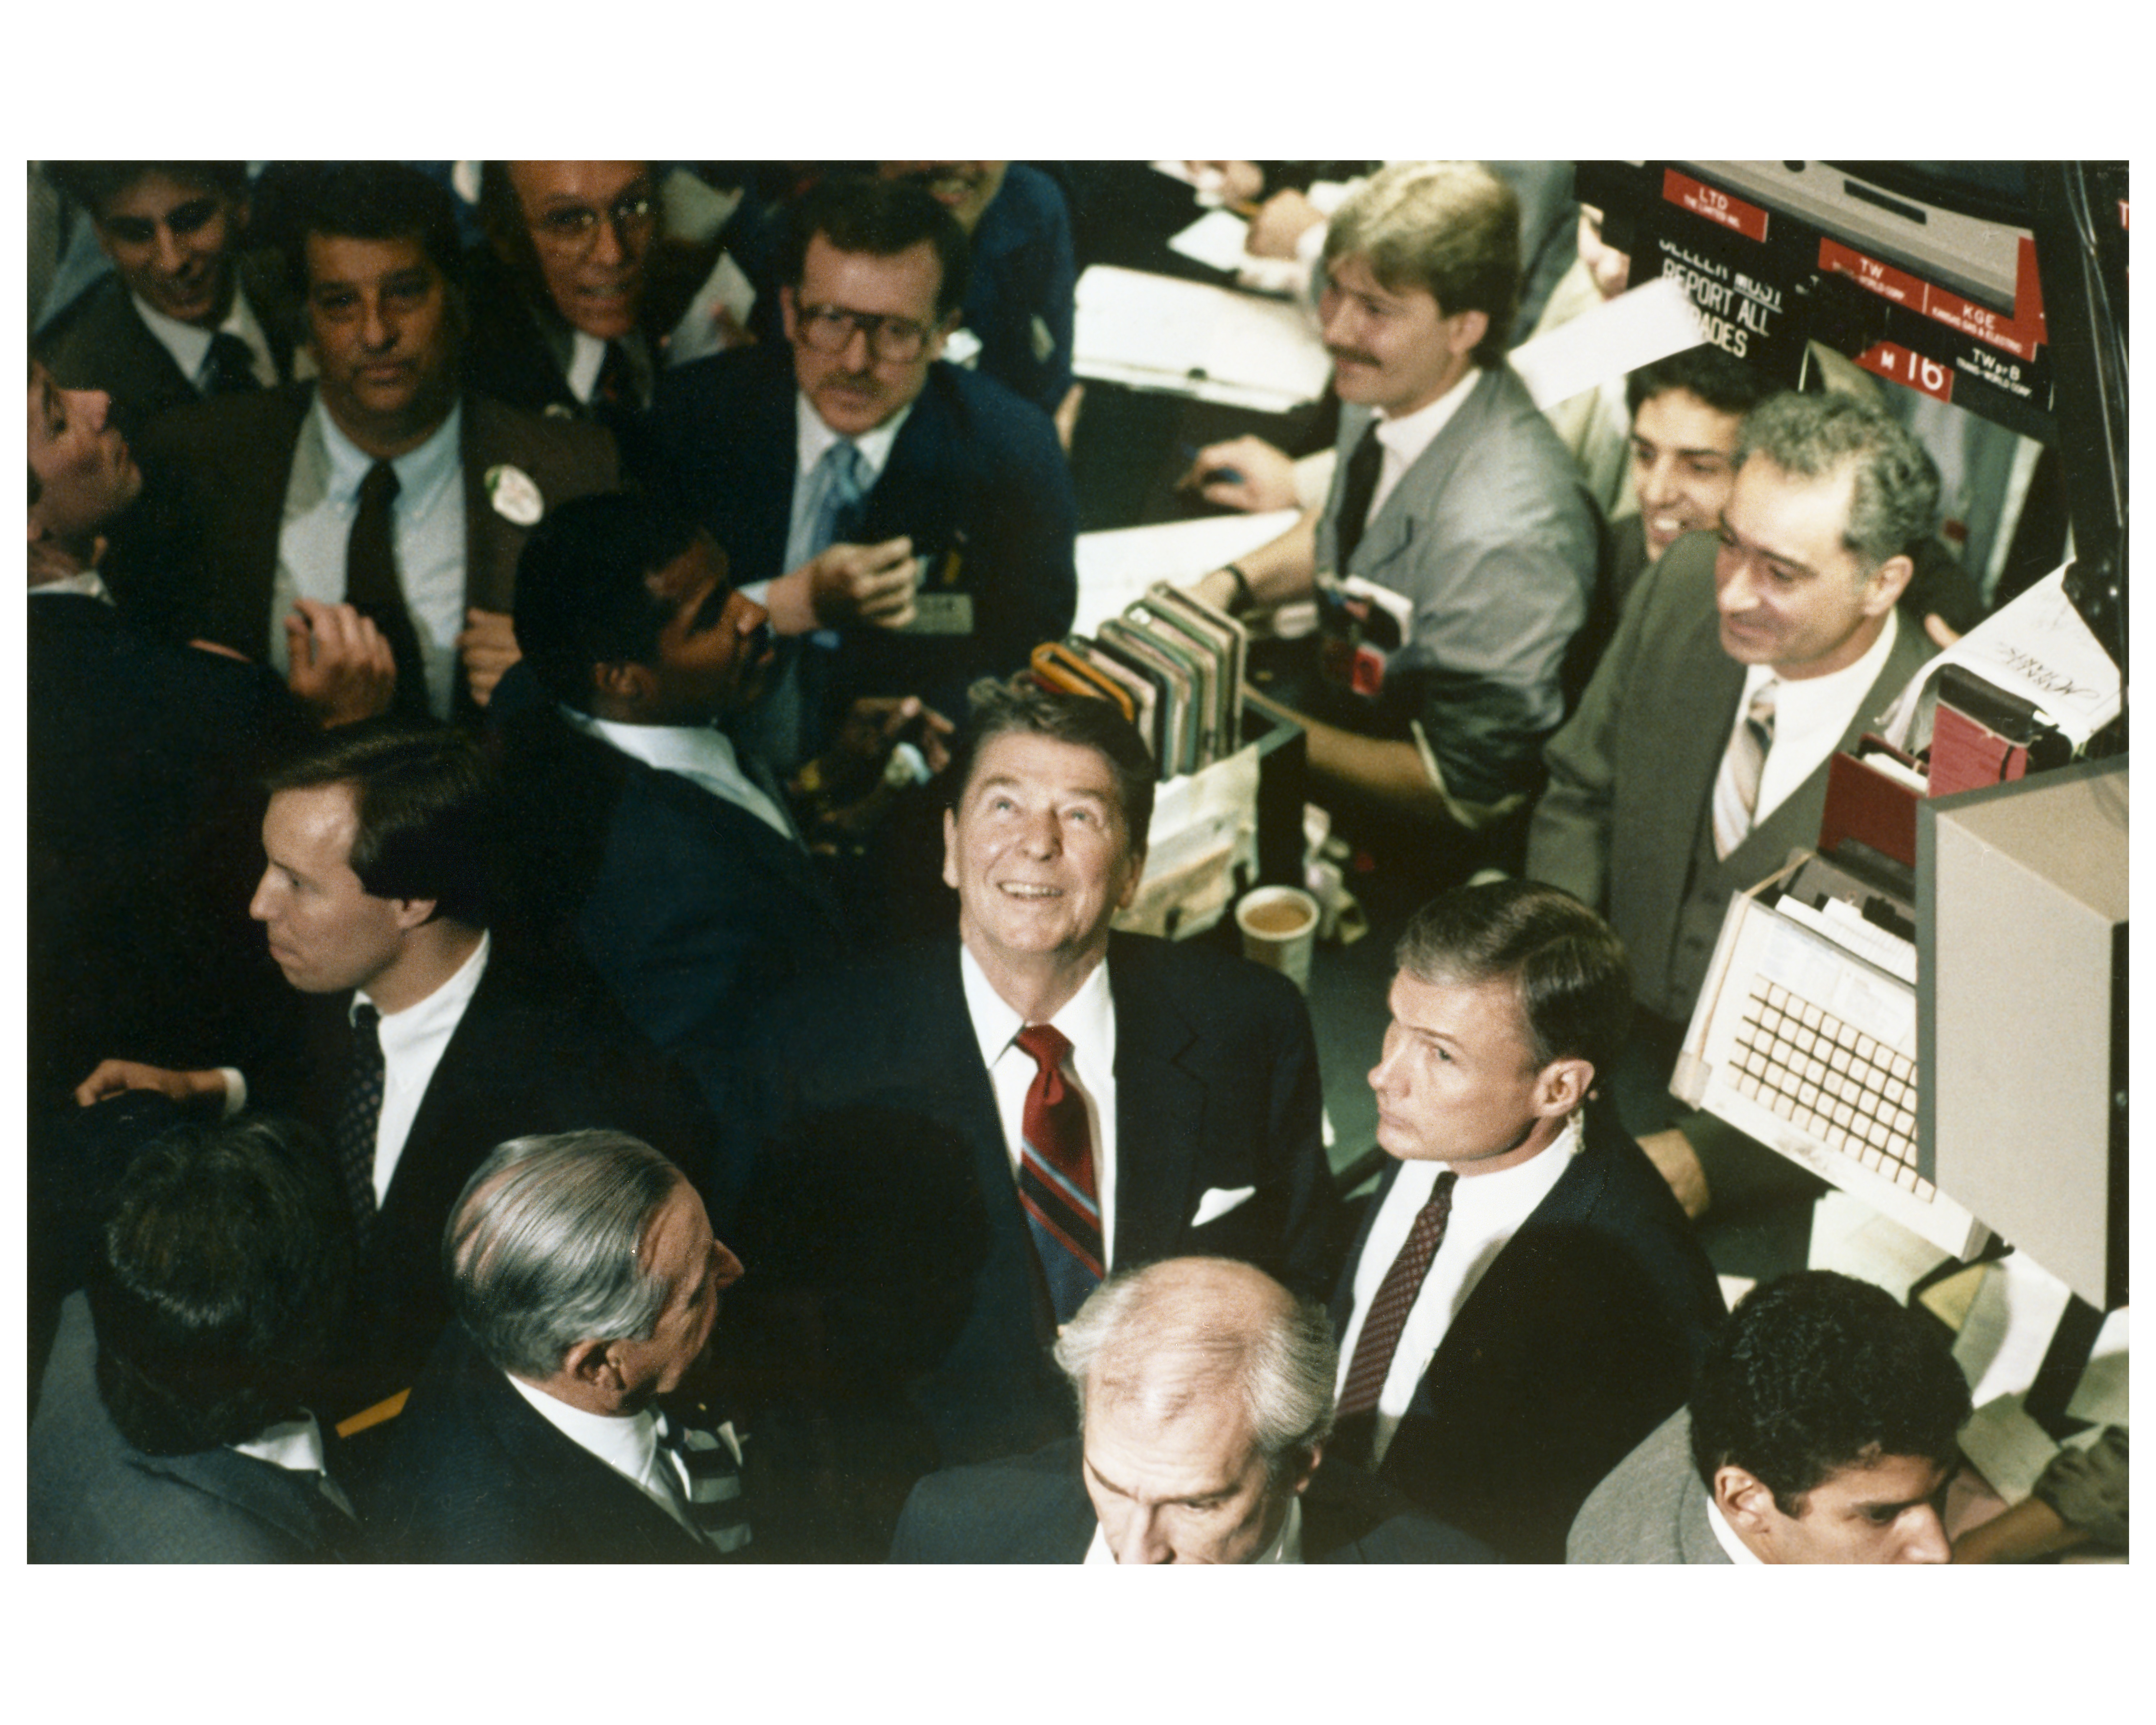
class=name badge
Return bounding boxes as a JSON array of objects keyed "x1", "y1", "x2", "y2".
[{"x1": 901, "y1": 592, "x2": 976, "y2": 635}]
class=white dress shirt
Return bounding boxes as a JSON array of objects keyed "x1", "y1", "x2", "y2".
[
  {"x1": 560, "y1": 707, "x2": 798, "y2": 842},
  {"x1": 272, "y1": 396, "x2": 468, "y2": 718},
  {"x1": 133, "y1": 281, "x2": 277, "y2": 391},
  {"x1": 28, "y1": 569, "x2": 115, "y2": 604},
  {"x1": 1706, "y1": 1496, "x2": 1764, "y2": 1564},
  {"x1": 1334, "y1": 1115, "x2": 1584, "y2": 1465},
  {"x1": 354, "y1": 930, "x2": 490, "y2": 1205},
  {"x1": 1083, "y1": 1492, "x2": 1302, "y2": 1564},
  {"x1": 502, "y1": 1373, "x2": 700, "y2": 1536},
  {"x1": 959, "y1": 945, "x2": 1121, "y2": 1266},
  {"x1": 1364, "y1": 365, "x2": 1481, "y2": 524},
  {"x1": 1736, "y1": 607, "x2": 1900, "y2": 826},
  {"x1": 767, "y1": 391, "x2": 916, "y2": 594},
  {"x1": 230, "y1": 1411, "x2": 355, "y2": 1517}
]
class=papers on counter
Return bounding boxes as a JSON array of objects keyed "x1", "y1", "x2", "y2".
[
  {"x1": 1072, "y1": 510, "x2": 1300, "y2": 638},
  {"x1": 1073, "y1": 266, "x2": 1332, "y2": 412}
]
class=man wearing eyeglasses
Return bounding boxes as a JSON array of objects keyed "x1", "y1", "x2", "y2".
[
  {"x1": 649, "y1": 174, "x2": 1077, "y2": 768},
  {"x1": 466, "y1": 162, "x2": 665, "y2": 443}
]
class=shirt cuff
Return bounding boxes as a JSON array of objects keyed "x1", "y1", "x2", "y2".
[{"x1": 217, "y1": 1068, "x2": 247, "y2": 1118}]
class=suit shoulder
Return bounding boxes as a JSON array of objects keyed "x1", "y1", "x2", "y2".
[
  {"x1": 925, "y1": 362, "x2": 1063, "y2": 460},
  {"x1": 1110, "y1": 932, "x2": 1307, "y2": 1022},
  {"x1": 464, "y1": 390, "x2": 616, "y2": 482},
  {"x1": 140, "y1": 382, "x2": 312, "y2": 467}
]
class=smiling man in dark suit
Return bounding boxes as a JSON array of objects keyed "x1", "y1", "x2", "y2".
[
  {"x1": 723, "y1": 683, "x2": 1338, "y2": 1556},
  {"x1": 73, "y1": 722, "x2": 715, "y2": 1429},
  {"x1": 646, "y1": 172, "x2": 1075, "y2": 767},
  {"x1": 1328, "y1": 879, "x2": 1724, "y2": 1562},
  {"x1": 113, "y1": 162, "x2": 617, "y2": 721}
]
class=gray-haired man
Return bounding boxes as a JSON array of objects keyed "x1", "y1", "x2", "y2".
[
  {"x1": 887, "y1": 1256, "x2": 1495, "y2": 1563},
  {"x1": 366, "y1": 1130, "x2": 752, "y2": 1562}
]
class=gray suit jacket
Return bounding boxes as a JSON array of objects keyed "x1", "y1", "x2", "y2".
[
  {"x1": 29, "y1": 1294, "x2": 359, "y2": 1563},
  {"x1": 1526, "y1": 529, "x2": 1932, "y2": 1020},
  {"x1": 1314, "y1": 364, "x2": 1599, "y2": 808},
  {"x1": 1566, "y1": 1407, "x2": 1730, "y2": 1563}
]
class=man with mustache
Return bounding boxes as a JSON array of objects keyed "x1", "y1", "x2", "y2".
[
  {"x1": 1188, "y1": 161, "x2": 1600, "y2": 887},
  {"x1": 113, "y1": 162, "x2": 618, "y2": 720}
]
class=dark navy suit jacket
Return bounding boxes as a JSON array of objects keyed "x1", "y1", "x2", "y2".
[
  {"x1": 646, "y1": 342, "x2": 1077, "y2": 724},
  {"x1": 889, "y1": 1437, "x2": 1499, "y2": 1563},
  {"x1": 1330, "y1": 1107, "x2": 1724, "y2": 1562}
]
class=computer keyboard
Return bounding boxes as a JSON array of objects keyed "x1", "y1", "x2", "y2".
[{"x1": 1728, "y1": 980, "x2": 1931, "y2": 1197}]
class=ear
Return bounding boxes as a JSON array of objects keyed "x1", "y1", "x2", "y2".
[
  {"x1": 560, "y1": 1337, "x2": 618, "y2": 1391},
  {"x1": 924, "y1": 308, "x2": 959, "y2": 365},
  {"x1": 1714, "y1": 1464, "x2": 1779, "y2": 1537},
  {"x1": 1446, "y1": 307, "x2": 1490, "y2": 361},
  {"x1": 1111, "y1": 841, "x2": 1146, "y2": 914},
  {"x1": 388, "y1": 894, "x2": 440, "y2": 933},
  {"x1": 230, "y1": 192, "x2": 253, "y2": 239},
  {"x1": 591, "y1": 658, "x2": 655, "y2": 717},
  {"x1": 940, "y1": 805, "x2": 961, "y2": 891},
  {"x1": 1532, "y1": 1054, "x2": 1594, "y2": 1119},
  {"x1": 1861, "y1": 552, "x2": 1915, "y2": 617},
  {"x1": 779, "y1": 284, "x2": 800, "y2": 345},
  {"x1": 1289, "y1": 1441, "x2": 1323, "y2": 1497}
]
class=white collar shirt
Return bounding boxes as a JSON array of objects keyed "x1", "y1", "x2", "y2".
[
  {"x1": 229, "y1": 1410, "x2": 354, "y2": 1518},
  {"x1": 273, "y1": 395, "x2": 467, "y2": 719},
  {"x1": 1334, "y1": 1114, "x2": 1583, "y2": 1466},
  {"x1": 502, "y1": 1373, "x2": 700, "y2": 1537},
  {"x1": 560, "y1": 707, "x2": 797, "y2": 842},
  {"x1": 1706, "y1": 1496, "x2": 1764, "y2": 1564},
  {"x1": 133, "y1": 280, "x2": 277, "y2": 391},
  {"x1": 1740, "y1": 607, "x2": 1900, "y2": 827},
  {"x1": 773, "y1": 391, "x2": 916, "y2": 590},
  {"x1": 959, "y1": 943, "x2": 1120, "y2": 1267},
  {"x1": 1364, "y1": 365, "x2": 1480, "y2": 523},
  {"x1": 353, "y1": 929, "x2": 489, "y2": 1205},
  {"x1": 1083, "y1": 1491, "x2": 1303, "y2": 1564},
  {"x1": 29, "y1": 569, "x2": 115, "y2": 604}
]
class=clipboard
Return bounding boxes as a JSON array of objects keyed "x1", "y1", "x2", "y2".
[
  {"x1": 1069, "y1": 636, "x2": 1162, "y2": 762},
  {"x1": 1125, "y1": 603, "x2": 1219, "y2": 769},
  {"x1": 1099, "y1": 618, "x2": 1196, "y2": 776},
  {"x1": 1029, "y1": 640, "x2": 1135, "y2": 722}
]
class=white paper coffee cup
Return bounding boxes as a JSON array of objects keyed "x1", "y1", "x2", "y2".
[{"x1": 1235, "y1": 886, "x2": 1320, "y2": 993}]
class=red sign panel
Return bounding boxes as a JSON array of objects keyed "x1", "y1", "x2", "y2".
[
  {"x1": 1662, "y1": 169, "x2": 1770, "y2": 242},
  {"x1": 1819, "y1": 234, "x2": 2046, "y2": 362},
  {"x1": 1819, "y1": 238, "x2": 1925, "y2": 308},
  {"x1": 1853, "y1": 340, "x2": 1954, "y2": 404}
]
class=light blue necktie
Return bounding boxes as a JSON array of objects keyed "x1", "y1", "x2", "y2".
[{"x1": 804, "y1": 440, "x2": 869, "y2": 650}]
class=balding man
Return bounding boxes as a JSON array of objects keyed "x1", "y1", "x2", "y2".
[
  {"x1": 367, "y1": 1130, "x2": 754, "y2": 1563},
  {"x1": 889, "y1": 1258, "x2": 1494, "y2": 1563}
]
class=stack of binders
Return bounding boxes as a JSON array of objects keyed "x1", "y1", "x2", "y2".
[{"x1": 1029, "y1": 583, "x2": 1247, "y2": 780}]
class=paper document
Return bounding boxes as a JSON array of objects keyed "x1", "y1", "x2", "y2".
[
  {"x1": 1878, "y1": 563, "x2": 2122, "y2": 751},
  {"x1": 1074, "y1": 266, "x2": 1332, "y2": 411},
  {"x1": 1507, "y1": 276, "x2": 1706, "y2": 412},
  {"x1": 1073, "y1": 510, "x2": 1299, "y2": 638},
  {"x1": 1169, "y1": 209, "x2": 1253, "y2": 272},
  {"x1": 1806, "y1": 1188, "x2": 1948, "y2": 1304}
]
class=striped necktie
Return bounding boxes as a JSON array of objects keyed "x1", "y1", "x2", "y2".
[
  {"x1": 1711, "y1": 680, "x2": 1779, "y2": 859},
  {"x1": 1014, "y1": 1023, "x2": 1104, "y2": 1322}
]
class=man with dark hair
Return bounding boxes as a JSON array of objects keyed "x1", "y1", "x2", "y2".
[
  {"x1": 1569, "y1": 1270, "x2": 1968, "y2": 1562},
  {"x1": 369, "y1": 1131, "x2": 752, "y2": 1562},
  {"x1": 723, "y1": 683, "x2": 1337, "y2": 1556},
  {"x1": 489, "y1": 492, "x2": 851, "y2": 1087},
  {"x1": 114, "y1": 161, "x2": 617, "y2": 719},
  {"x1": 892, "y1": 1257, "x2": 1493, "y2": 1563},
  {"x1": 1186, "y1": 161, "x2": 1601, "y2": 884},
  {"x1": 74, "y1": 720, "x2": 715, "y2": 1423},
  {"x1": 1327, "y1": 878, "x2": 1724, "y2": 1561},
  {"x1": 875, "y1": 162, "x2": 1082, "y2": 441},
  {"x1": 647, "y1": 173, "x2": 1076, "y2": 767},
  {"x1": 1526, "y1": 390, "x2": 1941, "y2": 1212},
  {"x1": 35, "y1": 162, "x2": 299, "y2": 436},
  {"x1": 29, "y1": 1114, "x2": 365, "y2": 1561},
  {"x1": 1615, "y1": 346, "x2": 1772, "y2": 609}
]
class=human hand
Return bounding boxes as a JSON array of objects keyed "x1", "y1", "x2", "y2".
[
  {"x1": 1178, "y1": 435, "x2": 1298, "y2": 513},
  {"x1": 285, "y1": 598, "x2": 396, "y2": 726},
  {"x1": 1246, "y1": 189, "x2": 1324, "y2": 259},
  {"x1": 1638, "y1": 1128, "x2": 1711, "y2": 1220},
  {"x1": 1924, "y1": 613, "x2": 1963, "y2": 651},
  {"x1": 74, "y1": 1059, "x2": 227, "y2": 1110},
  {"x1": 457, "y1": 607, "x2": 521, "y2": 708},
  {"x1": 1185, "y1": 161, "x2": 1264, "y2": 204},
  {"x1": 804, "y1": 537, "x2": 919, "y2": 630},
  {"x1": 837, "y1": 694, "x2": 956, "y2": 775}
]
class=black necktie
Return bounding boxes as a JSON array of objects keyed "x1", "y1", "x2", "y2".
[
  {"x1": 345, "y1": 461, "x2": 430, "y2": 717},
  {"x1": 204, "y1": 332, "x2": 263, "y2": 395},
  {"x1": 1333, "y1": 420, "x2": 1384, "y2": 570},
  {"x1": 333, "y1": 1004, "x2": 385, "y2": 1247},
  {"x1": 655, "y1": 1406, "x2": 752, "y2": 1554}
]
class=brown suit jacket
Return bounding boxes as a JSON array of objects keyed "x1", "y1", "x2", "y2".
[{"x1": 115, "y1": 383, "x2": 617, "y2": 706}]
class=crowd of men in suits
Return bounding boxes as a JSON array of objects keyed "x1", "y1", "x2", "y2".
[{"x1": 29, "y1": 158, "x2": 2023, "y2": 1564}]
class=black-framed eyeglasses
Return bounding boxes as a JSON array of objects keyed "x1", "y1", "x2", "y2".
[
  {"x1": 796, "y1": 304, "x2": 935, "y2": 364},
  {"x1": 531, "y1": 193, "x2": 658, "y2": 250}
]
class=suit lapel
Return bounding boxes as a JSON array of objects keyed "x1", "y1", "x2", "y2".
[
  {"x1": 229, "y1": 388, "x2": 315, "y2": 659},
  {"x1": 1328, "y1": 1158, "x2": 1405, "y2": 1334},
  {"x1": 1106, "y1": 938, "x2": 1204, "y2": 1269},
  {"x1": 1350, "y1": 369, "x2": 1494, "y2": 583},
  {"x1": 150, "y1": 1445, "x2": 350, "y2": 1556}
]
